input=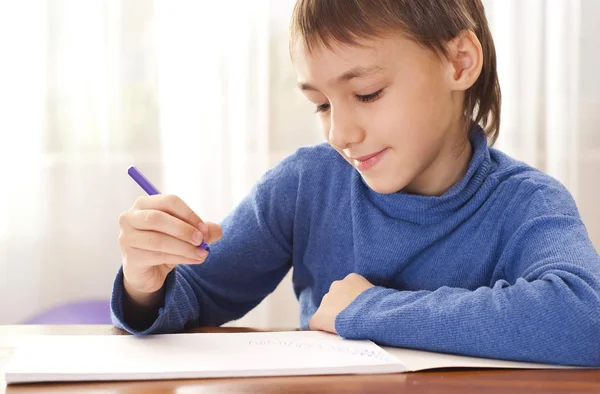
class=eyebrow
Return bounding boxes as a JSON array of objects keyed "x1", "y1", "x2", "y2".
[{"x1": 298, "y1": 65, "x2": 385, "y2": 92}]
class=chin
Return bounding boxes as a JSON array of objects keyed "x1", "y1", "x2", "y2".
[{"x1": 361, "y1": 176, "x2": 406, "y2": 194}]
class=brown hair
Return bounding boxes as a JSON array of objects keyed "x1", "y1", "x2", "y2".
[{"x1": 290, "y1": 0, "x2": 501, "y2": 144}]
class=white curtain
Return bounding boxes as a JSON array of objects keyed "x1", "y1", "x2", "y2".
[
  {"x1": 153, "y1": 1, "x2": 299, "y2": 328},
  {"x1": 0, "y1": 0, "x2": 49, "y2": 323},
  {"x1": 0, "y1": 0, "x2": 598, "y2": 327},
  {"x1": 484, "y1": 0, "x2": 600, "y2": 246},
  {"x1": 0, "y1": 0, "x2": 292, "y2": 326}
]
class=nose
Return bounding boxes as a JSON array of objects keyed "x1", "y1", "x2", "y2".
[{"x1": 327, "y1": 105, "x2": 365, "y2": 150}]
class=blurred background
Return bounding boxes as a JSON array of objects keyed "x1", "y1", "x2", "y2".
[{"x1": 0, "y1": 0, "x2": 598, "y2": 327}]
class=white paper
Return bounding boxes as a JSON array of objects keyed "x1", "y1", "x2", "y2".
[
  {"x1": 381, "y1": 346, "x2": 581, "y2": 371},
  {"x1": 4, "y1": 331, "x2": 406, "y2": 384},
  {"x1": 5, "y1": 330, "x2": 585, "y2": 385}
]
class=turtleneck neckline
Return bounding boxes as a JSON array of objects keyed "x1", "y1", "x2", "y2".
[{"x1": 356, "y1": 127, "x2": 492, "y2": 224}]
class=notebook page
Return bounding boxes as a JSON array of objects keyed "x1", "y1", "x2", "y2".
[{"x1": 5, "y1": 331, "x2": 406, "y2": 384}]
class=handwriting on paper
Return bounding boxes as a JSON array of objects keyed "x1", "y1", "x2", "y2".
[{"x1": 248, "y1": 339, "x2": 396, "y2": 362}]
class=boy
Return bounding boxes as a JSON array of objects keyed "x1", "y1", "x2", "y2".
[{"x1": 112, "y1": 0, "x2": 600, "y2": 366}]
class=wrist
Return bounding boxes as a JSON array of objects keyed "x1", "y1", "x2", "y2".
[{"x1": 123, "y1": 278, "x2": 165, "y2": 310}]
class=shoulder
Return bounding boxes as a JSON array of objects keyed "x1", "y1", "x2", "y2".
[
  {"x1": 247, "y1": 142, "x2": 351, "y2": 231},
  {"x1": 489, "y1": 148, "x2": 580, "y2": 220},
  {"x1": 258, "y1": 142, "x2": 350, "y2": 190},
  {"x1": 279, "y1": 142, "x2": 347, "y2": 173}
]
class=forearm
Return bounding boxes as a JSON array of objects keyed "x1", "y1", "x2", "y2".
[{"x1": 336, "y1": 276, "x2": 600, "y2": 366}]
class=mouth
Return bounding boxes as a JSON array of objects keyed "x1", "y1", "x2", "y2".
[{"x1": 350, "y1": 148, "x2": 388, "y2": 171}]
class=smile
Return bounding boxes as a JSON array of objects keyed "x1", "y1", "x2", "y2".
[{"x1": 351, "y1": 148, "x2": 388, "y2": 171}]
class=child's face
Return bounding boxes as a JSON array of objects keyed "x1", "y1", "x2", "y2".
[{"x1": 294, "y1": 34, "x2": 469, "y2": 195}]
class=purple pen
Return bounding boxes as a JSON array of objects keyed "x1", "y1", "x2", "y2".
[{"x1": 127, "y1": 165, "x2": 210, "y2": 251}]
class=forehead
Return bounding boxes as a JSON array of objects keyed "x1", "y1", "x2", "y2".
[
  {"x1": 292, "y1": 34, "x2": 428, "y2": 84},
  {"x1": 293, "y1": 37, "x2": 383, "y2": 81}
]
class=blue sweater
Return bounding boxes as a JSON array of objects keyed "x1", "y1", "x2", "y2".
[{"x1": 111, "y1": 128, "x2": 600, "y2": 366}]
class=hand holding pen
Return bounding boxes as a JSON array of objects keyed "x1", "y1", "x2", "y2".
[{"x1": 118, "y1": 166, "x2": 222, "y2": 308}]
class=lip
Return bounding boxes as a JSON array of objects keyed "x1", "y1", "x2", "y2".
[
  {"x1": 350, "y1": 148, "x2": 388, "y2": 171},
  {"x1": 354, "y1": 150, "x2": 386, "y2": 162}
]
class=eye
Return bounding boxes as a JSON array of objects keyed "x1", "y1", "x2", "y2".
[
  {"x1": 356, "y1": 89, "x2": 384, "y2": 103},
  {"x1": 315, "y1": 103, "x2": 331, "y2": 113}
]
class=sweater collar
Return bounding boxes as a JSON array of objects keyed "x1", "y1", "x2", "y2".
[{"x1": 356, "y1": 127, "x2": 492, "y2": 224}]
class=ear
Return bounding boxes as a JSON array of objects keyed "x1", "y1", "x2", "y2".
[{"x1": 444, "y1": 30, "x2": 483, "y2": 91}]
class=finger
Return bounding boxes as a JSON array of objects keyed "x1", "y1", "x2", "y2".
[
  {"x1": 127, "y1": 230, "x2": 209, "y2": 261},
  {"x1": 329, "y1": 280, "x2": 341, "y2": 292},
  {"x1": 309, "y1": 314, "x2": 322, "y2": 331},
  {"x1": 125, "y1": 247, "x2": 206, "y2": 267},
  {"x1": 203, "y1": 222, "x2": 223, "y2": 243},
  {"x1": 128, "y1": 209, "x2": 204, "y2": 246},
  {"x1": 134, "y1": 195, "x2": 207, "y2": 231}
]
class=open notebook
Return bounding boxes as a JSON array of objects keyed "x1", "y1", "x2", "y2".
[{"x1": 4, "y1": 330, "x2": 578, "y2": 385}]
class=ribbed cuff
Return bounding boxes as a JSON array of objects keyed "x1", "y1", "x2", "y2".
[
  {"x1": 110, "y1": 266, "x2": 177, "y2": 335},
  {"x1": 335, "y1": 286, "x2": 394, "y2": 339}
]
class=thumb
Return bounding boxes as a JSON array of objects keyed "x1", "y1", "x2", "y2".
[{"x1": 203, "y1": 221, "x2": 223, "y2": 244}]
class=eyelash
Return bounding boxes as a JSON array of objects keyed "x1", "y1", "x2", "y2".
[
  {"x1": 356, "y1": 89, "x2": 384, "y2": 103},
  {"x1": 315, "y1": 89, "x2": 384, "y2": 113}
]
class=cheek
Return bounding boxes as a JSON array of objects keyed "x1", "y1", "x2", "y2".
[
  {"x1": 390, "y1": 59, "x2": 452, "y2": 132},
  {"x1": 367, "y1": 93, "x2": 425, "y2": 145},
  {"x1": 409, "y1": 77, "x2": 449, "y2": 125},
  {"x1": 365, "y1": 94, "x2": 450, "y2": 168},
  {"x1": 379, "y1": 80, "x2": 451, "y2": 145},
  {"x1": 318, "y1": 114, "x2": 331, "y2": 139}
]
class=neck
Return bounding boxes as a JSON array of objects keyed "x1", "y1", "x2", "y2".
[{"x1": 404, "y1": 122, "x2": 474, "y2": 197}]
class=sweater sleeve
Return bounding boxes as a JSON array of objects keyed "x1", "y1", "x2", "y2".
[
  {"x1": 335, "y1": 213, "x2": 600, "y2": 366},
  {"x1": 110, "y1": 156, "x2": 299, "y2": 335}
]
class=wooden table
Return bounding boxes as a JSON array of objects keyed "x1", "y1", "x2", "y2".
[{"x1": 1, "y1": 325, "x2": 599, "y2": 394}]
